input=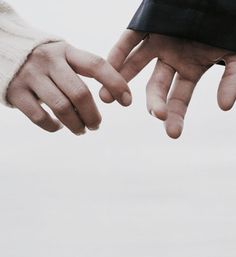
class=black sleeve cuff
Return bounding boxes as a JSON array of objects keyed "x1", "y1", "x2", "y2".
[{"x1": 128, "y1": 0, "x2": 236, "y2": 53}]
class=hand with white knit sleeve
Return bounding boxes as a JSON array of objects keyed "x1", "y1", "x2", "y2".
[{"x1": 1, "y1": 1, "x2": 132, "y2": 135}]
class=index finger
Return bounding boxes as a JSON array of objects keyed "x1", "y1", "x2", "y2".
[
  {"x1": 100, "y1": 30, "x2": 145, "y2": 104},
  {"x1": 108, "y1": 29, "x2": 146, "y2": 70},
  {"x1": 66, "y1": 46, "x2": 132, "y2": 107}
]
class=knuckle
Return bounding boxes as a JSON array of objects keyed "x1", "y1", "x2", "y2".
[
  {"x1": 150, "y1": 77, "x2": 166, "y2": 91},
  {"x1": 32, "y1": 42, "x2": 66, "y2": 62},
  {"x1": 32, "y1": 45, "x2": 52, "y2": 59},
  {"x1": 13, "y1": 58, "x2": 38, "y2": 82},
  {"x1": 72, "y1": 87, "x2": 91, "y2": 102},
  {"x1": 170, "y1": 96, "x2": 188, "y2": 108},
  {"x1": 30, "y1": 42, "x2": 68, "y2": 72},
  {"x1": 21, "y1": 65, "x2": 37, "y2": 81},
  {"x1": 7, "y1": 81, "x2": 19, "y2": 96},
  {"x1": 90, "y1": 56, "x2": 106, "y2": 71},
  {"x1": 51, "y1": 61, "x2": 65, "y2": 73},
  {"x1": 56, "y1": 41, "x2": 68, "y2": 49},
  {"x1": 64, "y1": 42, "x2": 73, "y2": 53},
  {"x1": 53, "y1": 99, "x2": 71, "y2": 115},
  {"x1": 6, "y1": 89, "x2": 24, "y2": 105}
]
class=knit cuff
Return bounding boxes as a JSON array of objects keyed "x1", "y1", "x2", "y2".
[{"x1": 0, "y1": 2, "x2": 62, "y2": 106}]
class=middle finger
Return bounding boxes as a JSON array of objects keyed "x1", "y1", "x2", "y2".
[
  {"x1": 30, "y1": 76, "x2": 85, "y2": 135},
  {"x1": 49, "y1": 62, "x2": 102, "y2": 130}
]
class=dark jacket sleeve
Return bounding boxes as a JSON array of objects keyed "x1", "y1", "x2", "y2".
[{"x1": 128, "y1": 0, "x2": 236, "y2": 52}]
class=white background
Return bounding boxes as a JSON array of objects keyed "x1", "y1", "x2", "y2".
[{"x1": 0, "y1": 0, "x2": 236, "y2": 256}]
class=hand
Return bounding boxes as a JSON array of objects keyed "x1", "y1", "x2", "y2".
[
  {"x1": 7, "y1": 41, "x2": 132, "y2": 135},
  {"x1": 100, "y1": 30, "x2": 236, "y2": 139}
]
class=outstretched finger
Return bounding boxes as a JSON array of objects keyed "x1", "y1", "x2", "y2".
[
  {"x1": 100, "y1": 30, "x2": 146, "y2": 103},
  {"x1": 119, "y1": 38, "x2": 156, "y2": 82},
  {"x1": 66, "y1": 46, "x2": 132, "y2": 107},
  {"x1": 100, "y1": 36, "x2": 155, "y2": 104},
  {"x1": 218, "y1": 55, "x2": 236, "y2": 111},
  {"x1": 108, "y1": 29, "x2": 146, "y2": 70},
  {"x1": 146, "y1": 60, "x2": 176, "y2": 121},
  {"x1": 165, "y1": 75, "x2": 197, "y2": 139}
]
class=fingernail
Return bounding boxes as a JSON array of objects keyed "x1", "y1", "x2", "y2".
[
  {"x1": 76, "y1": 129, "x2": 86, "y2": 136},
  {"x1": 88, "y1": 125, "x2": 100, "y2": 131},
  {"x1": 121, "y1": 92, "x2": 132, "y2": 106}
]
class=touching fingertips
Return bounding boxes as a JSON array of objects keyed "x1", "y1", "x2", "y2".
[{"x1": 99, "y1": 90, "x2": 132, "y2": 106}]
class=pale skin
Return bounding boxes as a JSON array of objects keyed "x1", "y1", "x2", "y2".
[
  {"x1": 100, "y1": 30, "x2": 236, "y2": 139},
  {"x1": 7, "y1": 41, "x2": 132, "y2": 135}
]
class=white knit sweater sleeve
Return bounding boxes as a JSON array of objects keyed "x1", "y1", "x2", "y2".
[{"x1": 0, "y1": 1, "x2": 62, "y2": 106}]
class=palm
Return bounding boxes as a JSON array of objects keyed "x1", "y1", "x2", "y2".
[{"x1": 101, "y1": 30, "x2": 236, "y2": 139}]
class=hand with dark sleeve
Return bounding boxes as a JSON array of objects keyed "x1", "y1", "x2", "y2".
[
  {"x1": 0, "y1": 1, "x2": 132, "y2": 135},
  {"x1": 100, "y1": 0, "x2": 236, "y2": 139}
]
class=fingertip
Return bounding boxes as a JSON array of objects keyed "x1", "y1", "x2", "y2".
[
  {"x1": 166, "y1": 128, "x2": 182, "y2": 139},
  {"x1": 165, "y1": 122, "x2": 183, "y2": 139},
  {"x1": 121, "y1": 92, "x2": 132, "y2": 107},
  {"x1": 99, "y1": 85, "x2": 132, "y2": 107},
  {"x1": 47, "y1": 121, "x2": 64, "y2": 133},
  {"x1": 74, "y1": 129, "x2": 87, "y2": 136},
  {"x1": 88, "y1": 125, "x2": 100, "y2": 131},
  {"x1": 99, "y1": 87, "x2": 115, "y2": 104},
  {"x1": 218, "y1": 96, "x2": 235, "y2": 112}
]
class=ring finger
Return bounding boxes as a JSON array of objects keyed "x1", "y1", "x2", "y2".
[
  {"x1": 30, "y1": 76, "x2": 85, "y2": 135},
  {"x1": 50, "y1": 62, "x2": 102, "y2": 130}
]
